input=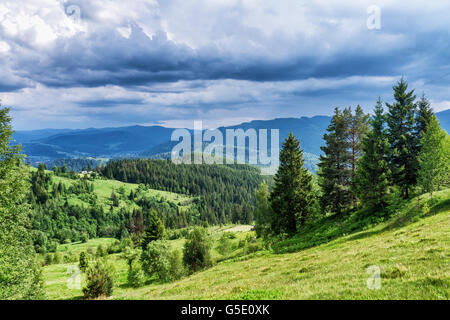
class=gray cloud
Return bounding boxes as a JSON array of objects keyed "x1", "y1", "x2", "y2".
[{"x1": 0, "y1": 0, "x2": 449, "y2": 129}]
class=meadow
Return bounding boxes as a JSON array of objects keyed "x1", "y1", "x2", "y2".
[{"x1": 42, "y1": 189, "x2": 450, "y2": 300}]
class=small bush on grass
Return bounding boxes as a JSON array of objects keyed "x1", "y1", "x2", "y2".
[
  {"x1": 216, "y1": 234, "x2": 234, "y2": 256},
  {"x1": 128, "y1": 260, "x2": 145, "y2": 288},
  {"x1": 167, "y1": 248, "x2": 185, "y2": 281},
  {"x1": 183, "y1": 227, "x2": 212, "y2": 273},
  {"x1": 96, "y1": 244, "x2": 107, "y2": 257},
  {"x1": 82, "y1": 259, "x2": 115, "y2": 299},
  {"x1": 79, "y1": 251, "x2": 89, "y2": 273},
  {"x1": 141, "y1": 240, "x2": 171, "y2": 282}
]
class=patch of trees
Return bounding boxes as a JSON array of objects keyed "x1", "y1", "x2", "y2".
[
  {"x1": 50, "y1": 158, "x2": 103, "y2": 173},
  {"x1": 100, "y1": 160, "x2": 267, "y2": 224},
  {"x1": 255, "y1": 79, "x2": 450, "y2": 239},
  {"x1": 28, "y1": 165, "x2": 200, "y2": 251}
]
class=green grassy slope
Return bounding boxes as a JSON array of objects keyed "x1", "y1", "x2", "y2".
[
  {"x1": 43, "y1": 189, "x2": 450, "y2": 300},
  {"x1": 29, "y1": 166, "x2": 194, "y2": 213}
]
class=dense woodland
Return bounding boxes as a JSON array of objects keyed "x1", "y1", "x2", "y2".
[{"x1": 100, "y1": 160, "x2": 266, "y2": 225}]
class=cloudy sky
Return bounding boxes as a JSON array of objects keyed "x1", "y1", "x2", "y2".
[{"x1": 0, "y1": 0, "x2": 449, "y2": 130}]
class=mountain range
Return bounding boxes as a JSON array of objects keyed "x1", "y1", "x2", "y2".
[{"x1": 13, "y1": 110, "x2": 450, "y2": 171}]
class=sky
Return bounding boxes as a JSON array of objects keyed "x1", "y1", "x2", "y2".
[{"x1": 0, "y1": 0, "x2": 449, "y2": 130}]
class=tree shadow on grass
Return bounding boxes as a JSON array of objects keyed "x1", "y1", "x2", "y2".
[{"x1": 346, "y1": 197, "x2": 450, "y2": 243}]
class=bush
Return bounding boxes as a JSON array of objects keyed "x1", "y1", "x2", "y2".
[
  {"x1": 216, "y1": 234, "x2": 234, "y2": 256},
  {"x1": 96, "y1": 244, "x2": 107, "y2": 257},
  {"x1": 53, "y1": 252, "x2": 62, "y2": 264},
  {"x1": 107, "y1": 240, "x2": 122, "y2": 254},
  {"x1": 46, "y1": 240, "x2": 58, "y2": 253},
  {"x1": 44, "y1": 253, "x2": 53, "y2": 266},
  {"x1": 141, "y1": 240, "x2": 171, "y2": 282},
  {"x1": 183, "y1": 227, "x2": 212, "y2": 273},
  {"x1": 63, "y1": 251, "x2": 77, "y2": 263},
  {"x1": 82, "y1": 259, "x2": 115, "y2": 299},
  {"x1": 79, "y1": 251, "x2": 89, "y2": 272},
  {"x1": 167, "y1": 249, "x2": 185, "y2": 281},
  {"x1": 127, "y1": 260, "x2": 145, "y2": 288},
  {"x1": 80, "y1": 233, "x2": 89, "y2": 243}
]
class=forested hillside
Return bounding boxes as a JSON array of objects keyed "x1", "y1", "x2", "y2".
[
  {"x1": 28, "y1": 165, "x2": 198, "y2": 253},
  {"x1": 101, "y1": 159, "x2": 268, "y2": 225}
]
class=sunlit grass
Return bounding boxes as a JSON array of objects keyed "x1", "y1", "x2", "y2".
[{"x1": 43, "y1": 190, "x2": 450, "y2": 300}]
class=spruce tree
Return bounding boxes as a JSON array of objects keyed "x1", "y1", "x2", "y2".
[
  {"x1": 141, "y1": 209, "x2": 165, "y2": 250},
  {"x1": 345, "y1": 105, "x2": 370, "y2": 204},
  {"x1": 0, "y1": 106, "x2": 44, "y2": 299},
  {"x1": 355, "y1": 98, "x2": 391, "y2": 209},
  {"x1": 270, "y1": 132, "x2": 314, "y2": 234},
  {"x1": 415, "y1": 93, "x2": 434, "y2": 156},
  {"x1": 318, "y1": 108, "x2": 352, "y2": 214},
  {"x1": 417, "y1": 116, "x2": 450, "y2": 199},
  {"x1": 386, "y1": 79, "x2": 417, "y2": 198}
]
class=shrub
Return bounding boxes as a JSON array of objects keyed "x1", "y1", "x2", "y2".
[
  {"x1": 79, "y1": 251, "x2": 89, "y2": 272},
  {"x1": 46, "y1": 240, "x2": 58, "y2": 253},
  {"x1": 107, "y1": 240, "x2": 122, "y2": 254},
  {"x1": 120, "y1": 237, "x2": 134, "y2": 251},
  {"x1": 63, "y1": 252, "x2": 77, "y2": 263},
  {"x1": 183, "y1": 227, "x2": 212, "y2": 273},
  {"x1": 96, "y1": 244, "x2": 107, "y2": 257},
  {"x1": 44, "y1": 253, "x2": 53, "y2": 266},
  {"x1": 168, "y1": 249, "x2": 185, "y2": 281},
  {"x1": 82, "y1": 259, "x2": 115, "y2": 299},
  {"x1": 80, "y1": 233, "x2": 89, "y2": 243},
  {"x1": 127, "y1": 260, "x2": 145, "y2": 288},
  {"x1": 141, "y1": 240, "x2": 171, "y2": 281},
  {"x1": 53, "y1": 252, "x2": 62, "y2": 264},
  {"x1": 216, "y1": 234, "x2": 234, "y2": 256}
]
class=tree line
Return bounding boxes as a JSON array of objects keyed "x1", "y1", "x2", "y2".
[
  {"x1": 100, "y1": 159, "x2": 268, "y2": 225},
  {"x1": 254, "y1": 79, "x2": 450, "y2": 237}
]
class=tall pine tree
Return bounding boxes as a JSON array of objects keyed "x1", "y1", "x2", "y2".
[
  {"x1": 345, "y1": 105, "x2": 370, "y2": 204},
  {"x1": 386, "y1": 79, "x2": 418, "y2": 198},
  {"x1": 270, "y1": 132, "x2": 314, "y2": 234},
  {"x1": 355, "y1": 98, "x2": 391, "y2": 209},
  {"x1": 318, "y1": 108, "x2": 352, "y2": 214},
  {"x1": 415, "y1": 93, "x2": 434, "y2": 156}
]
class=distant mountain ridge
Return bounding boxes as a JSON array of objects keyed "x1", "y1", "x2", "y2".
[{"x1": 13, "y1": 110, "x2": 450, "y2": 169}]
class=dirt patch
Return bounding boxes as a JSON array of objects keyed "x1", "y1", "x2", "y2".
[{"x1": 225, "y1": 225, "x2": 254, "y2": 232}]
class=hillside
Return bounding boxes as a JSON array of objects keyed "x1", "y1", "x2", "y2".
[{"x1": 43, "y1": 189, "x2": 449, "y2": 300}]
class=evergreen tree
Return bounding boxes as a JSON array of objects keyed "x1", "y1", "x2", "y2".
[
  {"x1": 415, "y1": 94, "x2": 434, "y2": 139},
  {"x1": 355, "y1": 98, "x2": 391, "y2": 209},
  {"x1": 79, "y1": 251, "x2": 89, "y2": 273},
  {"x1": 0, "y1": 106, "x2": 44, "y2": 299},
  {"x1": 254, "y1": 181, "x2": 272, "y2": 237},
  {"x1": 415, "y1": 93, "x2": 434, "y2": 157},
  {"x1": 417, "y1": 116, "x2": 450, "y2": 199},
  {"x1": 318, "y1": 108, "x2": 352, "y2": 215},
  {"x1": 141, "y1": 210, "x2": 165, "y2": 250},
  {"x1": 345, "y1": 105, "x2": 370, "y2": 204},
  {"x1": 270, "y1": 132, "x2": 314, "y2": 234},
  {"x1": 386, "y1": 78, "x2": 418, "y2": 198}
]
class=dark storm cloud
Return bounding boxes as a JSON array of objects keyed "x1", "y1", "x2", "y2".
[{"x1": 2, "y1": 0, "x2": 450, "y2": 130}]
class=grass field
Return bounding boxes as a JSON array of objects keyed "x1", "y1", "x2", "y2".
[{"x1": 42, "y1": 189, "x2": 450, "y2": 300}]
